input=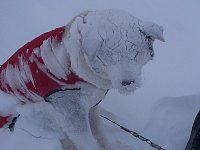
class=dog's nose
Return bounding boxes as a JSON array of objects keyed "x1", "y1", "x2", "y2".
[{"x1": 121, "y1": 80, "x2": 135, "y2": 86}]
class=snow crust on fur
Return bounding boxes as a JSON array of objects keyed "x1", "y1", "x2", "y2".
[
  {"x1": 0, "y1": 9, "x2": 164, "y2": 150},
  {"x1": 63, "y1": 23, "x2": 112, "y2": 90},
  {"x1": 143, "y1": 22, "x2": 165, "y2": 42},
  {"x1": 0, "y1": 34, "x2": 72, "y2": 104},
  {"x1": 0, "y1": 62, "x2": 43, "y2": 102},
  {"x1": 0, "y1": 91, "x2": 19, "y2": 116},
  {"x1": 16, "y1": 82, "x2": 110, "y2": 150},
  {"x1": 40, "y1": 39, "x2": 70, "y2": 80},
  {"x1": 63, "y1": 9, "x2": 164, "y2": 94}
]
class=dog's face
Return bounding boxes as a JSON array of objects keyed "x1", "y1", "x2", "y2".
[{"x1": 65, "y1": 10, "x2": 164, "y2": 94}]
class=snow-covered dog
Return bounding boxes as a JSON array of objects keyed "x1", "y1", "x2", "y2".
[{"x1": 0, "y1": 10, "x2": 164, "y2": 150}]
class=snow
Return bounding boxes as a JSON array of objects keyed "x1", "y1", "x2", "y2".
[
  {"x1": 0, "y1": 0, "x2": 200, "y2": 150},
  {"x1": 0, "y1": 91, "x2": 19, "y2": 116},
  {"x1": 64, "y1": 9, "x2": 163, "y2": 95},
  {"x1": 140, "y1": 95, "x2": 200, "y2": 150},
  {"x1": 40, "y1": 39, "x2": 69, "y2": 80},
  {"x1": 142, "y1": 22, "x2": 165, "y2": 42}
]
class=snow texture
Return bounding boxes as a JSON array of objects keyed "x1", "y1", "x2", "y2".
[
  {"x1": 40, "y1": 39, "x2": 70, "y2": 80},
  {"x1": 64, "y1": 10, "x2": 164, "y2": 94},
  {"x1": 0, "y1": 9, "x2": 164, "y2": 150},
  {"x1": 0, "y1": 0, "x2": 200, "y2": 150}
]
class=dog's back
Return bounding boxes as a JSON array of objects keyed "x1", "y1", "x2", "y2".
[
  {"x1": 0, "y1": 26, "x2": 83, "y2": 101},
  {"x1": 0, "y1": 26, "x2": 83, "y2": 127}
]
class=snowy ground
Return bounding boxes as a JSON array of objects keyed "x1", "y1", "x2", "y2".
[{"x1": 0, "y1": 0, "x2": 200, "y2": 150}]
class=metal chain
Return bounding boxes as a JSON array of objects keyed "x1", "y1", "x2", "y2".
[
  {"x1": 101, "y1": 115, "x2": 166, "y2": 150},
  {"x1": 128, "y1": 129, "x2": 165, "y2": 150}
]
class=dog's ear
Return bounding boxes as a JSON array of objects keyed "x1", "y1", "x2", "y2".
[
  {"x1": 82, "y1": 44, "x2": 99, "y2": 62},
  {"x1": 82, "y1": 37, "x2": 103, "y2": 62},
  {"x1": 143, "y1": 22, "x2": 165, "y2": 42}
]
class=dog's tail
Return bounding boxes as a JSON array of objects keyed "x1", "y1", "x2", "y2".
[
  {"x1": 0, "y1": 115, "x2": 9, "y2": 128},
  {"x1": 0, "y1": 65, "x2": 9, "y2": 129},
  {"x1": 0, "y1": 114, "x2": 20, "y2": 132}
]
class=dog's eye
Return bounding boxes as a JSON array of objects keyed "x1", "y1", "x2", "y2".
[
  {"x1": 149, "y1": 46, "x2": 154, "y2": 58},
  {"x1": 150, "y1": 50, "x2": 154, "y2": 58}
]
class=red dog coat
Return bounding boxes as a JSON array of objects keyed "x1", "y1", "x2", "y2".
[{"x1": 0, "y1": 26, "x2": 83, "y2": 127}]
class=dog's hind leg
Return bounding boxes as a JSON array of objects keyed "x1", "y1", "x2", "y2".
[{"x1": 60, "y1": 133, "x2": 78, "y2": 150}]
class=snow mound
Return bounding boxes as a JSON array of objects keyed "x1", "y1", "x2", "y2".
[{"x1": 139, "y1": 95, "x2": 200, "y2": 150}]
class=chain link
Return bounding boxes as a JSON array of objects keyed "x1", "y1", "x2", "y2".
[
  {"x1": 101, "y1": 115, "x2": 166, "y2": 150},
  {"x1": 129, "y1": 130, "x2": 165, "y2": 150}
]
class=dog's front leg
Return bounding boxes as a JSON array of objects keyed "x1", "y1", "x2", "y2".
[
  {"x1": 89, "y1": 106, "x2": 119, "y2": 150},
  {"x1": 45, "y1": 89, "x2": 99, "y2": 150}
]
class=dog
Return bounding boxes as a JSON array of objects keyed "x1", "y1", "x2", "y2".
[{"x1": 0, "y1": 10, "x2": 164, "y2": 150}]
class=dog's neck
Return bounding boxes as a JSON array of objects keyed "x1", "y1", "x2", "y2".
[{"x1": 67, "y1": 47, "x2": 111, "y2": 90}]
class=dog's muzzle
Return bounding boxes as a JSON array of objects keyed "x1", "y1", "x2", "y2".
[{"x1": 121, "y1": 80, "x2": 135, "y2": 86}]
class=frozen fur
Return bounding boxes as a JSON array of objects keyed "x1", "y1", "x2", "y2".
[
  {"x1": 59, "y1": 9, "x2": 164, "y2": 150},
  {"x1": 0, "y1": 9, "x2": 164, "y2": 150},
  {"x1": 63, "y1": 10, "x2": 164, "y2": 94}
]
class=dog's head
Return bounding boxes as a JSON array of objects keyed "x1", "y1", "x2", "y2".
[{"x1": 64, "y1": 10, "x2": 164, "y2": 94}]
